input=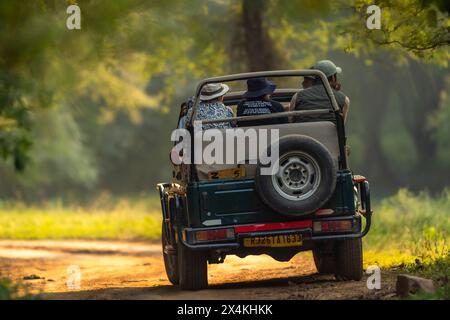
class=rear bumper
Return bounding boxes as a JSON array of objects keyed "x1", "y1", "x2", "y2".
[
  {"x1": 181, "y1": 213, "x2": 369, "y2": 251},
  {"x1": 159, "y1": 178, "x2": 372, "y2": 252},
  {"x1": 180, "y1": 180, "x2": 372, "y2": 251}
]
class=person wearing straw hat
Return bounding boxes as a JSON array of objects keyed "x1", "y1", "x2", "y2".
[
  {"x1": 236, "y1": 77, "x2": 288, "y2": 127},
  {"x1": 290, "y1": 60, "x2": 350, "y2": 123},
  {"x1": 185, "y1": 83, "x2": 234, "y2": 130}
]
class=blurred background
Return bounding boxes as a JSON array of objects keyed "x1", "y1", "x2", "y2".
[
  {"x1": 0, "y1": 1, "x2": 449, "y2": 299},
  {"x1": 0, "y1": 0, "x2": 448, "y2": 202}
]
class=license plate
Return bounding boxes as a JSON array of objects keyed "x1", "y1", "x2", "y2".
[
  {"x1": 208, "y1": 167, "x2": 245, "y2": 180},
  {"x1": 243, "y1": 234, "x2": 302, "y2": 247}
]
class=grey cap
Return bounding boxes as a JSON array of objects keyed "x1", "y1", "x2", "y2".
[{"x1": 312, "y1": 60, "x2": 342, "y2": 78}]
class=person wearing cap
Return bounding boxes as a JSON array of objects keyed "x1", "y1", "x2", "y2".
[
  {"x1": 287, "y1": 65, "x2": 315, "y2": 110},
  {"x1": 185, "y1": 83, "x2": 234, "y2": 130},
  {"x1": 236, "y1": 78, "x2": 288, "y2": 127},
  {"x1": 290, "y1": 60, "x2": 350, "y2": 123}
]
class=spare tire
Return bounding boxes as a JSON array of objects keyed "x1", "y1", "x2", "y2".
[{"x1": 255, "y1": 135, "x2": 336, "y2": 216}]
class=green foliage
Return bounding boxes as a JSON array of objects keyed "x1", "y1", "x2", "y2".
[
  {"x1": 365, "y1": 189, "x2": 449, "y2": 252},
  {"x1": 0, "y1": 105, "x2": 98, "y2": 199},
  {"x1": 0, "y1": 0, "x2": 180, "y2": 169},
  {"x1": 0, "y1": 190, "x2": 447, "y2": 250},
  {"x1": 337, "y1": 0, "x2": 450, "y2": 66},
  {"x1": 0, "y1": 278, "x2": 37, "y2": 300},
  {"x1": 0, "y1": 195, "x2": 161, "y2": 239},
  {"x1": 429, "y1": 88, "x2": 450, "y2": 165},
  {"x1": 407, "y1": 256, "x2": 450, "y2": 300},
  {"x1": 0, "y1": 190, "x2": 447, "y2": 298},
  {"x1": 0, "y1": 0, "x2": 449, "y2": 197},
  {"x1": 0, "y1": 0, "x2": 231, "y2": 195},
  {"x1": 363, "y1": 190, "x2": 449, "y2": 299},
  {"x1": 0, "y1": 73, "x2": 32, "y2": 171}
]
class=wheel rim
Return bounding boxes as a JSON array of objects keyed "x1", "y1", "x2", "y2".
[{"x1": 271, "y1": 151, "x2": 321, "y2": 201}]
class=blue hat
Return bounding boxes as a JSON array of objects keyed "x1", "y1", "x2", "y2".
[{"x1": 243, "y1": 78, "x2": 276, "y2": 98}]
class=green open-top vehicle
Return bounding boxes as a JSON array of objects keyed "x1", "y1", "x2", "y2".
[{"x1": 157, "y1": 70, "x2": 372, "y2": 290}]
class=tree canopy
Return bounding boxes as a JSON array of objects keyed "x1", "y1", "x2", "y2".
[{"x1": 0, "y1": 0, "x2": 448, "y2": 199}]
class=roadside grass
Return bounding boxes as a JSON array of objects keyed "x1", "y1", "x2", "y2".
[
  {"x1": 363, "y1": 189, "x2": 450, "y2": 299},
  {"x1": 364, "y1": 189, "x2": 449, "y2": 267},
  {"x1": 0, "y1": 194, "x2": 162, "y2": 240},
  {"x1": 0, "y1": 278, "x2": 37, "y2": 300},
  {"x1": 1, "y1": 189, "x2": 446, "y2": 245},
  {"x1": 0, "y1": 189, "x2": 448, "y2": 298}
]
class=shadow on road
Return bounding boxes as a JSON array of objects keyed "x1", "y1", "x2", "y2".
[{"x1": 43, "y1": 273, "x2": 337, "y2": 300}]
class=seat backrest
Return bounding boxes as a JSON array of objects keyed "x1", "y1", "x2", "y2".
[{"x1": 195, "y1": 121, "x2": 339, "y2": 181}]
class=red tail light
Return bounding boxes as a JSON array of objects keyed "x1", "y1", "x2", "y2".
[
  {"x1": 313, "y1": 220, "x2": 353, "y2": 233},
  {"x1": 195, "y1": 228, "x2": 235, "y2": 242}
]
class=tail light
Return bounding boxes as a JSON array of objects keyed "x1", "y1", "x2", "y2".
[
  {"x1": 195, "y1": 228, "x2": 235, "y2": 242},
  {"x1": 313, "y1": 220, "x2": 353, "y2": 233}
]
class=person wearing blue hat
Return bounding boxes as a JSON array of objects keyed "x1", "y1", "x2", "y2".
[
  {"x1": 290, "y1": 60, "x2": 350, "y2": 123},
  {"x1": 237, "y1": 78, "x2": 288, "y2": 127}
]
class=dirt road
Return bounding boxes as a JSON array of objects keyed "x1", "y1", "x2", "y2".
[{"x1": 0, "y1": 240, "x2": 397, "y2": 300}]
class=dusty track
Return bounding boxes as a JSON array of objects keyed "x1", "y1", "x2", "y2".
[{"x1": 0, "y1": 240, "x2": 397, "y2": 300}]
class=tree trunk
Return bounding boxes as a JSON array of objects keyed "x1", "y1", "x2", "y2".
[{"x1": 234, "y1": 0, "x2": 282, "y2": 71}]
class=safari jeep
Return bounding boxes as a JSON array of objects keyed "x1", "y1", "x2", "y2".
[{"x1": 157, "y1": 70, "x2": 372, "y2": 290}]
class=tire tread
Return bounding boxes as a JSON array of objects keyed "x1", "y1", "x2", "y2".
[
  {"x1": 335, "y1": 238, "x2": 363, "y2": 281},
  {"x1": 178, "y1": 242, "x2": 208, "y2": 290}
]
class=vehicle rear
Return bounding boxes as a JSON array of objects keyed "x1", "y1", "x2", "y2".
[{"x1": 158, "y1": 70, "x2": 372, "y2": 290}]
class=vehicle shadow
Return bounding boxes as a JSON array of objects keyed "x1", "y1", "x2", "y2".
[{"x1": 43, "y1": 273, "x2": 337, "y2": 300}]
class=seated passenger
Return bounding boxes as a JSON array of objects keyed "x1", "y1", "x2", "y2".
[
  {"x1": 288, "y1": 73, "x2": 315, "y2": 110},
  {"x1": 237, "y1": 78, "x2": 287, "y2": 127},
  {"x1": 291, "y1": 60, "x2": 350, "y2": 123},
  {"x1": 177, "y1": 96, "x2": 194, "y2": 129},
  {"x1": 185, "y1": 83, "x2": 234, "y2": 130}
]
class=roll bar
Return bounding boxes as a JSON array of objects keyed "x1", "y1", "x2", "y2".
[
  {"x1": 188, "y1": 69, "x2": 340, "y2": 127},
  {"x1": 187, "y1": 69, "x2": 348, "y2": 171}
]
